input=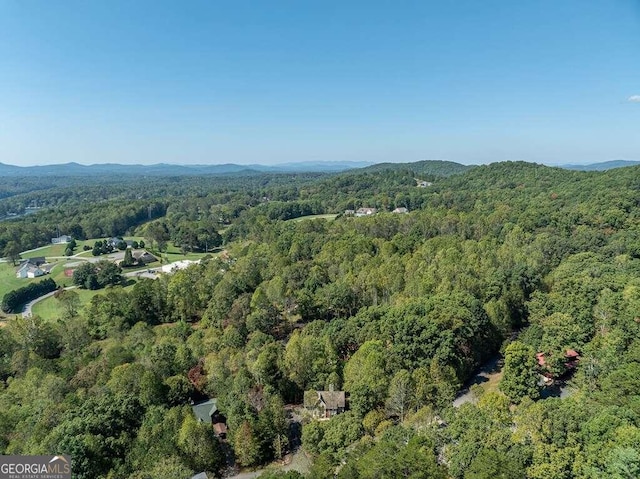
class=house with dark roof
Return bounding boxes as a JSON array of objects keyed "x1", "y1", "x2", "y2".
[
  {"x1": 132, "y1": 250, "x2": 157, "y2": 264},
  {"x1": 191, "y1": 398, "x2": 228, "y2": 438},
  {"x1": 304, "y1": 388, "x2": 346, "y2": 419},
  {"x1": 21, "y1": 257, "x2": 46, "y2": 266},
  {"x1": 106, "y1": 237, "x2": 127, "y2": 249}
]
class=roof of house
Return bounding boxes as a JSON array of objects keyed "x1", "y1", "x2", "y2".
[
  {"x1": 18, "y1": 263, "x2": 44, "y2": 273},
  {"x1": 537, "y1": 349, "x2": 580, "y2": 367},
  {"x1": 304, "y1": 390, "x2": 346, "y2": 410},
  {"x1": 213, "y1": 422, "x2": 227, "y2": 435},
  {"x1": 191, "y1": 473, "x2": 209, "y2": 479},
  {"x1": 17, "y1": 263, "x2": 30, "y2": 273},
  {"x1": 319, "y1": 390, "x2": 346, "y2": 409},
  {"x1": 192, "y1": 399, "x2": 217, "y2": 424},
  {"x1": 21, "y1": 256, "x2": 46, "y2": 266},
  {"x1": 161, "y1": 259, "x2": 200, "y2": 273},
  {"x1": 356, "y1": 207, "x2": 376, "y2": 214},
  {"x1": 132, "y1": 250, "x2": 156, "y2": 261},
  {"x1": 393, "y1": 207, "x2": 408, "y2": 213}
]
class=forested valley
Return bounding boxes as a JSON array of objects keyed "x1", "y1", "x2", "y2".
[{"x1": 1, "y1": 160, "x2": 639, "y2": 479}]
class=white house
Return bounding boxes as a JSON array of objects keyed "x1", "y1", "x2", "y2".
[
  {"x1": 51, "y1": 235, "x2": 72, "y2": 244},
  {"x1": 16, "y1": 263, "x2": 45, "y2": 279},
  {"x1": 392, "y1": 207, "x2": 409, "y2": 214},
  {"x1": 160, "y1": 259, "x2": 200, "y2": 274},
  {"x1": 355, "y1": 207, "x2": 377, "y2": 217}
]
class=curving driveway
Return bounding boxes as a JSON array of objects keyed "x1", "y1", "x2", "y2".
[{"x1": 21, "y1": 286, "x2": 76, "y2": 318}]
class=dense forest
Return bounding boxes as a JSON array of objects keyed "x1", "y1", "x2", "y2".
[{"x1": 1, "y1": 161, "x2": 639, "y2": 478}]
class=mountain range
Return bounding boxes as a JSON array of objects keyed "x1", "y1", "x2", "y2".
[
  {"x1": 0, "y1": 161, "x2": 374, "y2": 177},
  {"x1": 0, "y1": 159, "x2": 638, "y2": 178},
  {"x1": 559, "y1": 160, "x2": 640, "y2": 171}
]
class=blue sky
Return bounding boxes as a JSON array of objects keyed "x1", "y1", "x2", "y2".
[{"x1": 1, "y1": 0, "x2": 639, "y2": 166}]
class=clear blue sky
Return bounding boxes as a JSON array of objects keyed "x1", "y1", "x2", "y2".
[{"x1": 1, "y1": 0, "x2": 639, "y2": 166}]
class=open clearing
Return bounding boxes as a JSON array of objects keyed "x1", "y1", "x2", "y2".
[
  {"x1": 31, "y1": 282, "x2": 137, "y2": 320},
  {"x1": 289, "y1": 214, "x2": 338, "y2": 222}
]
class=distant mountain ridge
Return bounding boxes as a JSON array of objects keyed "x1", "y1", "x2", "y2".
[
  {"x1": 560, "y1": 160, "x2": 640, "y2": 171},
  {"x1": 0, "y1": 161, "x2": 375, "y2": 177},
  {"x1": 2, "y1": 159, "x2": 636, "y2": 178}
]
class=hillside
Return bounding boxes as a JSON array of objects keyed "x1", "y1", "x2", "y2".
[{"x1": 357, "y1": 159, "x2": 473, "y2": 177}]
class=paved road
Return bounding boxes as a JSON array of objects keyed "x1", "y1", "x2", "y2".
[{"x1": 21, "y1": 286, "x2": 77, "y2": 318}]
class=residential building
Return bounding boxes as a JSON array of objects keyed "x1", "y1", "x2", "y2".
[
  {"x1": 304, "y1": 388, "x2": 346, "y2": 419},
  {"x1": 355, "y1": 207, "x2": 377, "y2": 217},
  {"x1": 160, "y1": 259, "x2": 200, "y2": 273},
  {"x1": 392, "y1": 207, "x2": 409, "y2": 214},
  {"x1": 191, "y1": 398, "x2": 228, "y2": 439},
  {"x1": 16, "y1": 263, "x2": 45, "y2": 279},
  {"x1": 132, "y1": 250, "x2": 157, "y2": 264},
  {"x1": 51, "y1": 235, "x2": 72, "y2": 244}
]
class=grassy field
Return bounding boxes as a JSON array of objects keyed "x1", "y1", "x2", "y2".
[
  {"x1": 0, "y1": 261, "x2": 65, "y2": 299},
  {"x1": 72, "y1": 237, "x2": 212, "y2": 263},
  {"x1": 2, "y1": 235, "x2": 214, "y2": 303},
  {"x1": 289, "y1": 214, "x2": 338, "y2": 222},
  {"x1": 31, "y1": 282, "x2": 138, "y2": 321},
  {"x1": 21, "y1": 239, "x2": 96, "y2": 259},
  {"x1": 22, "y1": 236, "x2": 149, "y2": 260}
]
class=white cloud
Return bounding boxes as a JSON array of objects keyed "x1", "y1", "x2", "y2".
[{"x1": 628, "y1": 95, "x2": 640, "y2": 102}]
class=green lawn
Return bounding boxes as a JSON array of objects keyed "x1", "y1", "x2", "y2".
[
  {"x1": 3, "y1": 235, "x2": 212, "y2": 305},
  {"x1": 289, "y1": 214, "x2": 338, "y2": 222},
  {"x1": 0, "y1": 261, "x2": 42, "y2": 299},
  {"x1": 22, "y1": 236, "x2": 148, "y2": 260},
  {"x1": 150, "y1": 243, "x2": 221, "y2": 263},
  {"x1": 21, "y1": 239, "x2": 97, "y2": 259},
  {"x1": 31, "y1": 282, "x2": 138, "y2": 321}
]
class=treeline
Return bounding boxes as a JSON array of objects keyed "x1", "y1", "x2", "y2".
[
  {"x1": 72, "y1": 261, "x2": 123, "y2": 290},
  {"x1": 0, "y1": 172, "x2": 329, "y2": 254},
  {"x1": 0, "y1": 200, "x2": 167, "y2": 255},
  {"x1": 1, "y1": 277, "x2": 57, "y2": 313}
]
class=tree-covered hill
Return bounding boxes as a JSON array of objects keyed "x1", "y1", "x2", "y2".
[
  {"x1": 1, "y1": 161, "x2": 640, "y2": 478},
  {"x1": 356, "y1": 159, "x2": 473, "y2": 177}
]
